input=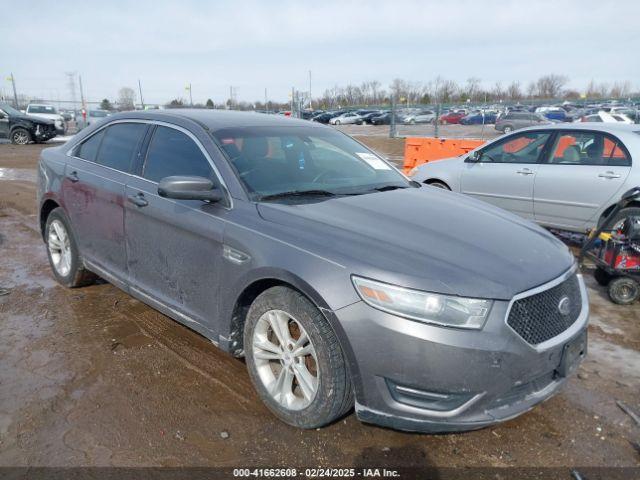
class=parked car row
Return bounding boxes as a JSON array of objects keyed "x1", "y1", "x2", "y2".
[{"x1": 301, "y1": 100, "x2": 639, "y2": 131}]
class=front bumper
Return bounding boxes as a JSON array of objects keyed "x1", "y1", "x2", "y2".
[
  {"x1": 34, "y1": 124, "x2": 57, "y2": 141},
  {"x1": 334, "y1": 271, "x2": 589, "y2": 433}
]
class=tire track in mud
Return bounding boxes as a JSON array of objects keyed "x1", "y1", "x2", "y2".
[{"x1": 128, "y1": 309, "x2": 257, "y2": 410}]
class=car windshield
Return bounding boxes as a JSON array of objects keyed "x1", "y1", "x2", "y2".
[
  {"x1": 29, "y1": 105, "x2": 57, "y2": 114},
  {"x1": 212, "y1": 126, "x2": 411, "y2": 201},
  {"x1": 0, "y1": 103, "x2": 23, "y2": 116}
]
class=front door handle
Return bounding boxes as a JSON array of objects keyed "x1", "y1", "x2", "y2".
[
  {"x1": 127, "y1": 193, "x2": 148, "y2": 207},
  {"x1": 66, "y1": 171, "x2": 79, "y2": 183},
  {"x1": 598, "y1": 171, "x2": 621, "y2": 179},
  {"x1": 516, "y1": 168, "x2": 534, "y2": 175}
]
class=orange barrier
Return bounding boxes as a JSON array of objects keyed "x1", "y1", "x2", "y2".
[{"x1": 403, "y1": 137, "x2": 485, "y2": 174}]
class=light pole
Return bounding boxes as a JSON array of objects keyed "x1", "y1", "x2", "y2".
[
  {"x1": 138, "y1": 79, "x2": 145, "y2": 110},
  {"x1": 309, "y1": 70, "x2": 312, "y2": 110},
  {"x1": 9, "y1": 73, "x2": 19, "y2": 108}
]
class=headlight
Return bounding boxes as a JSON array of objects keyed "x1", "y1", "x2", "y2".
[{"x1": 352, "y1": 276, "x2": 492, "y2": 329}]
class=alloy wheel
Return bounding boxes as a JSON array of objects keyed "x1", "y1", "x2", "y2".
[
  {"x1": 12, "y1": 131, "x2": 29, "y2": 144},
  {"x1": 252, "y1": 309, "x2": 319, "y2": 410},
  {"x1": 48, "y1": 219, "x2": 72, "y2": 277}
]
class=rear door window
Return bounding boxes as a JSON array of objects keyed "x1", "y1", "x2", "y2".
[
  {"x1": 95, "y1": 123, "x2": 146, "y2": 173},
  {"x1": 548, "y1": 131, "x2": 631, "y2": 166},
  {"x1": 142, "y1": 126, "x2": 214, "y2": 183}
]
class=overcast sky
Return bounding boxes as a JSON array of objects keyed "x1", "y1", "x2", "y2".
[{"x1": 2, "y1": 0, "x2": 639, "y2": 105}]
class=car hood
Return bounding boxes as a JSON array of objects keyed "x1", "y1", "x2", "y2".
[
  {"x1": 27, "y1": 113, "x2": 62, "y2": 121},
  {"x1": 14, "y1": 113, "x2": 55, "y2": 125},
  {"x1": 257, "y1": 187, "x2": 574, "y2": 300}
]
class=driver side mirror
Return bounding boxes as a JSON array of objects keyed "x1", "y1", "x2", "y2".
[
  {"x1": 158, "y1": 176, "x2": 223, "y2": 202},
  {"x1": 466, "y1": 151, "x2": 481, "y2": 163}
]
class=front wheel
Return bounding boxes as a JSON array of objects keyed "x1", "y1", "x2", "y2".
[
  {"x1": 45, "y1": 208, "x2": 96, "y2": 287},
  {"x1": 10, "y1": 128, "x2": 31, "y2": 145},
  {"x1": 244, "y1": 286, "x2": 353, "y2": 429},
  {"x1": 503, "y1": 126, "x2": 513, "y2": 133}
]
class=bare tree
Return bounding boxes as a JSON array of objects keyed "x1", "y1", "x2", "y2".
[
  {"x1": 534, "y1": 74, "x2": 568, "y2": 99},
  {"x1": 465, "y1": 77, "x2": 481, "y2": 102},
  {"x1": 506, "y1": 81, "x2": 522, "y2": 101},
  {"x1": 117, "y1": 87, "x2": 136, "y2": 111},
  {"x1": 491, "y1": 82, "x2": 504, "y2": 101},
  {"x1": 610, "y1": 80, "x2": 632, "y2": 99}
]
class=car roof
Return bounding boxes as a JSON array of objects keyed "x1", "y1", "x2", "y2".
[
  {"x1": 105, "y1": 109, "x2": 319, "y2": 131},
  {"x1": 520, "y1": 122, "x2": 639, "y2": 134}
]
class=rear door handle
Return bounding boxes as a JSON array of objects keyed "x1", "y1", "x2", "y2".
[
  {"x1": 598, "y1": 171, "x2": 621, "y2": 179},
  {"x1": 66, "y1": 171, "x2": 79, "y2": 183},
  {"x1": 516, "y1": 168, "x2": 534, "y2": 175},
  {"x1": 127, "y1": 193, "x2": 148, "y2": 207}
]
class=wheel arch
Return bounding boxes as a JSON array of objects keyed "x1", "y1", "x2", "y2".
[
  {"x1": 424, "y1": 178, "x2": 451, "y2": 189},
  {"x1": 39, "y1": 198, "x2": 61, "y2": 240},
  {"x1": 598, "y1": 200, "x2": 640, "y2": 226},
  {"x1": 224, "y1": 268, "x2": 354, "y2": 354}
]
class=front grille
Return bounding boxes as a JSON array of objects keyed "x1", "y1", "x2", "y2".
[{"x1": 507, "y1": 273, "x2": 582, "y2": 345}]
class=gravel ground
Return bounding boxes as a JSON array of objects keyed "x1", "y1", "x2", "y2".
[{"x1": 0, "y1": 142, "x2": 638, "y2": 473}]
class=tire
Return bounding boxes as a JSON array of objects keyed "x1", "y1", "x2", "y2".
[
  {"x1": 503, "y1": 125, "x2": 513, "y2": 134},
  {"x1": 593, "y1": 267, "x2": 612, "y2": 286},
  {"x1": 335, "y1": 120, "x2": 341, "y2": 125},
  {"x1": 427, "y1": 180, "x2": 451, "y2": 190},
  {"x1": 10, "y1": 127, "x2": 31, "y2": 145},
  {"x1": 608, "y1": 276, "x2": 640, "y2": 305},
  {"x1": 44, "y1": 208, "x2": 96, "y2": 288},
  {"x1": 244, "y1": 286, "x2": 353, "y2": 429},
  {"x1": 599, "y1": 207, "x2": 640, "y2": 232}
]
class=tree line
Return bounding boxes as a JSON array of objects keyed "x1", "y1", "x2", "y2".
[
  {"x1": 316, "y1": 75, "x2": 637, "y2": 109},
  {"x1": 93, "y1": 75, "x2": 638, "y2": 113}
]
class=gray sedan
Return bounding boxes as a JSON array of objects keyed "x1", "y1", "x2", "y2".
[
  {"x1": 411, "y1": 123, "x2": 640, "y2": 233},
  {"x1": 37, "y1": 110, "x2": 588, "y2": 432}
]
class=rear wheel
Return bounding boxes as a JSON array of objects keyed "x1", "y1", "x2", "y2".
[
  {"x1": 10, "y1": 128, "x2": 31, "y2": 145},
  {"x1": 599, "y1": 207, "x2": 640, "y2": 232},
  {"x1": 44, "y1": 208, "x2": 96, "y2": 288},
  {"x1": 502, "y1": 125, "x2": 513, "y2": 134},
  {"x1": 244, "y1": 286, "x2": 353, "y2": 429},
  {"x1": 608, "y1": 277, "x2": 640, "y2": 305}
]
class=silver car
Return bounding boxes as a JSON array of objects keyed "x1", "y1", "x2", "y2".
[
  {"x1": 403, "y1": 109, "x2": 436, "y2": 125},
  {"x1": 329, "y1": 112, "x2": 361, "y2": 125},
  {"x1": 410, "y1": 123, "x2": 640, "y2": 233}
]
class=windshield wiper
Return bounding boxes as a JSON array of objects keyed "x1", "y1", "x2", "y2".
[
  {"x1": 259, "y1": 189, "x2": 337, "y2": 201},
  {"x1": 372, "y1": 185, "x2": 409, "y2": 192}
]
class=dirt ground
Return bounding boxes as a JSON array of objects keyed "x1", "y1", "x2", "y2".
[{"x1": 0, "y1": 142, "x2": 639, "y2": 470}]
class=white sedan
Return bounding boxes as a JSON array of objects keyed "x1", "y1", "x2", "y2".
[{"x1": 409, "y1": 123, "x2": 640, "y2": 233}]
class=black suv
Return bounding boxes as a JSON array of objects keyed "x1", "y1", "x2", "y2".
[{"x1": 0, "y1": 103, "x2": 57, "y2": 144}]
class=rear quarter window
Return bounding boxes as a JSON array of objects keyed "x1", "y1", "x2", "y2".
[
  {"x1": 74, "y1": 129, "x2": 105, "y2": 162},
  {"x1": 95, "y1": 123, "x2": 147, "y2": 173}
]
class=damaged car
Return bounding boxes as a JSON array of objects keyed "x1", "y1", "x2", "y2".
[
  {"x1": 37, "y1": 110, "x2": 589, "y2": 432},
  {"x1": 0, "y1": 102, "x2": 57, "y2": 144}
]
